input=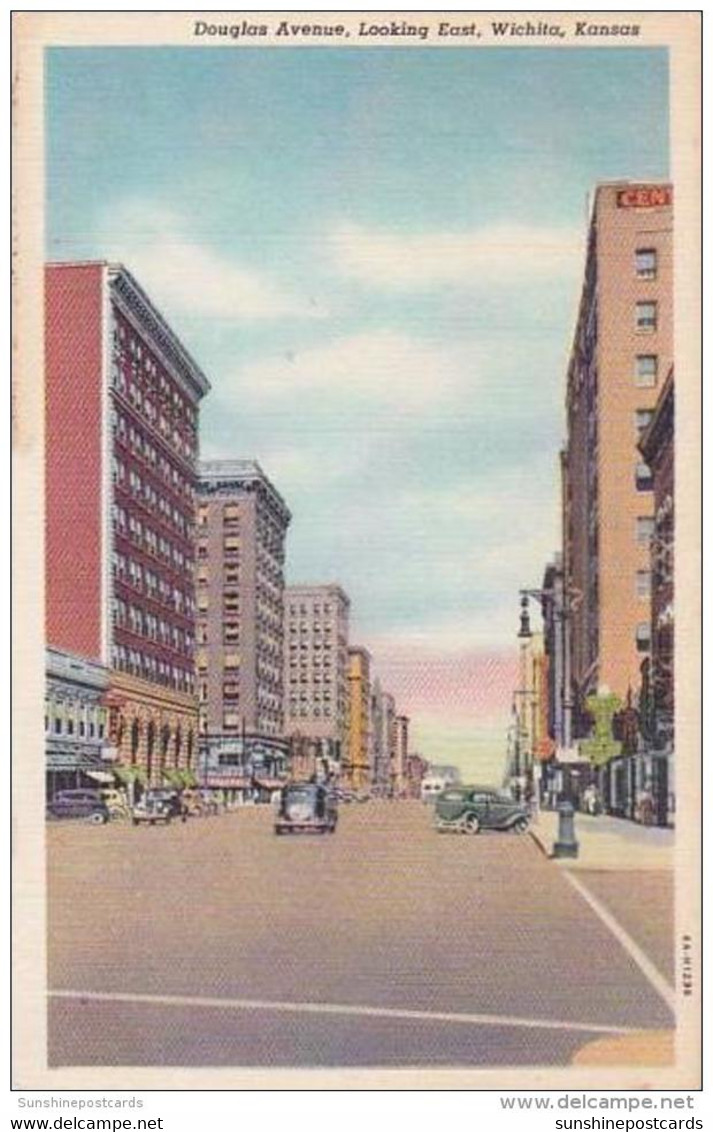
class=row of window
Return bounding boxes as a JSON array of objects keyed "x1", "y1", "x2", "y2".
[
  {"x1": 195, "y1": 566, "x2": 241, "y2": 586},
  {"x1": 197, "y1": 653, "x2": 241, "y2": 671},
  {"x1": 197, "y1": 542, "x2": 242, "y2": 561},
  {"x1": 113, "y1": 599, "x2": 193, "y2": 655},
  {"x1": 288, "y1": 706, "x2": 334, "y2": 719},
  {"x1": 113, "y1": 412, "x2": 194, "y2": 498},
  {"x1": 113, "y1": 325, "x2": 197, "y2": 424},
  {"x1": 114, "y1": 507, "x2": 191, "y2": 576},
  {"x1": 114, "y1": 461, "x2": 192, "y2": 540},
  {"x1": 288, "y1": 603, "x2": 335, "y2": 616},
  {"x1": 197, "y1": 506, "x2": 241, "y2": 526},
  {"x1": 289, "y1": 624, "x2": 334, "y2": 636},
  {"x1": 111, "y1": 644, "x2": 194, "y2": 692},
  {"x1": 112, "y1": 366, "x2": 195, "y2": 459},
  {"x1": 197, "y1": 591, "x2": 240, "y2": 613},
  {"x1": 45, "y1": 700, "x2": 106, "y2": 740},
  {"x1": 113, "y1": 553, "x2": 194, "y2": 615}
]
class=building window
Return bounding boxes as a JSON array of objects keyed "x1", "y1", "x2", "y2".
[
  {"x1": 635, "y1": 409, "x2": 655, "y2": 435},
  {"x1": 636, "y1": 516, "x2": 655, "y2": 545},
  {"x1": 635, "y1": 302, "x2": 657, "y2": 332},
  {"x1": 635, "y1": 355, "x2": 658, "y2": 387},
  {"x1": 636, "y1": 622, "x2": 651, "y2": 652},
  {"x1": 636, "y1": 462, "x2": 654, "y2": 492},
  {"x1": 636, "y1": 570, "x2": 652, "y2": 598},
  {"x1": 635, "y1": 248, "x2": 657, "y2": 279}
]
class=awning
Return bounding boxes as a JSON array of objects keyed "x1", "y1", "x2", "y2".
[
  {"x1": 255, "y1": 778, "x2": 287, "y2": 790},
  {"x1": 86, "y1": 770, "x2": 116, "y2": 784},
  {"x1": 205, "y1": 776, "x2": 252, "y2": 789}
]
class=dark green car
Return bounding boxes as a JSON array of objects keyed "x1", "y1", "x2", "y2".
[{"x1": 434, "y1": 786, "x2": 530, "y2": 835}]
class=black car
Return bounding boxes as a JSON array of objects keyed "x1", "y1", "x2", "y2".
[
  {"x1": 434, "y1": 786, "x2": 530, "y2": 835},
  {"x1": 144, "y1": 789, "x2": 188, "y2": 821},
  {"x1": 46, "y1": 789, "x2": 110, "y2": 824},
  {"x1": 275, "y1": 783, "x2": 338, "y2": 835}
]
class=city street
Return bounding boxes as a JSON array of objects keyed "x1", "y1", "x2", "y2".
[{"x1": 47, "y1": 801, "x2": 674, "y2": 1068}]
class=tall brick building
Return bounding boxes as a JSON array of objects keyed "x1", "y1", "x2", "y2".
[
  {"x1": 563, "y1": 183, "x2": 673, "y2": 716},
  {"x1": 284, "y1": 583, "x2": 350, "y2": 770},
  {"x1": 346, "y1": 646, "x2": 371, "y2": 790},
  {"x1": 45, "y1": 262, "x2": 210, "y2": 785},
  {"x1": 195, "y1": 461, "x2": 291, "y2": 792}
]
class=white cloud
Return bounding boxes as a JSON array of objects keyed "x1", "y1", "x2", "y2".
[
  {"x1": 331, "y1": 220, "x2": 583, "y2": 291},
  {"x1": 93, "y1": 199, "x2": 320, "y2": 321},
  {"x1": 232, "y1": 329, "x2": 466, "y2": 410}
]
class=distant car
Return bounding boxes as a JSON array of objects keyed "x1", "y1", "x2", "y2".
[
  {"x1": 434, "y1": 786, "x2": 530, "y2": 835},
  {"x1": 275, "y1": 783, "x2": 338, "y2": 835},
  {"x1": 131, "y1": 795, "x2": 173, "y2": 826},
  {"x1": 144, "y1": 789, "x2": 188, "y2": 821},
  {"x1": 46, "y1": 789, "x2": 109, "y2": 825}
]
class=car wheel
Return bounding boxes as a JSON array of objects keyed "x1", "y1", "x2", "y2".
[
  {"x1": 87, "y1": 811, "x2": 106, "y2": 825},
  {"x1": 513, "y1": 817, "x2": 529, "y2": 834},
  {"x1": 463, "y1": 813, "x2": 481, "y2": 834},
  {"x1": 132, "y1": 818, "x2": 139, "y2": 826}
]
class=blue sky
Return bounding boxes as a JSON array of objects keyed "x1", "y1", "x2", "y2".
[{"x1": 46, "y1": 46, "x2": 669, "y2": 775}]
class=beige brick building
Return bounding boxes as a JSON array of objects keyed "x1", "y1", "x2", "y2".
[
  {"x1": 563, "y1": 182, "x2": 673, "y2": 714},
  {"x1": 196, "y1": 460, "x2": 291, "y2": 743},
  {"x1": 284, "y1": 583, "x2": 350, "y2": 768}
]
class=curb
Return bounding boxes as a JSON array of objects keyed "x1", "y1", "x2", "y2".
[{"x1": 528, "y1": 825, "x2": 552, "y2": 858}]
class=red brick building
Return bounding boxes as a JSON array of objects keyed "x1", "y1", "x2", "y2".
[
  {"x1": 45, "y1": 262, "x2": 211, "y2": 786},
  {"x1": 563, "y1": 183, "x2": 673, "y2": 717},
  {"x1": 639, "y1": 368, "x2": 674, "y2": 749}
]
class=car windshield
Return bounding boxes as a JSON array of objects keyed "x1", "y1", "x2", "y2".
[{"x1": 284, "y1": 787, "x2": 317, "y2": 802}]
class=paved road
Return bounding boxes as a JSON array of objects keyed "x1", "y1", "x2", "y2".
[{"x1": 47, "y1": 801, "x2": 673, "y2": 1068}]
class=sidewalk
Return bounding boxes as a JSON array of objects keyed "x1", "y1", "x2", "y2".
[{"x1": 529, "y1": 809, "x2": 674, "y2": 871}]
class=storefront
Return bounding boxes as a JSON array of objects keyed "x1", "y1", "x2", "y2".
[
  {"x1": 199, "y1": 733, "x2": 289, "y2": 804},
  {"x1": 45, "y1": 648, "x2": 112, "y2": 800}
]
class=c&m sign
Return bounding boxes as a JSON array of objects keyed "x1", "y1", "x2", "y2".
[{"x1": 617, "y1": 185, "x2": 672, "y2": 209}]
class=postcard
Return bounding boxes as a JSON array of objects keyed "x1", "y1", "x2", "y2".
[{"x1": 12, "y1": 11, "x2": 702, "y2": 1091}]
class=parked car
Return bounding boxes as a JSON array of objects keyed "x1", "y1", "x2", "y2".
[
  {"x1": 434, "y1": 786, "x2": 530, "y2": 835},
  {"x1": 46, "y1": 789, "x2": 109, "y2": 824},
  {"x1": 131, "y1": 795, "x2": 173, "y2": 826},
  {"x1": 143, "y1": 788, "x2": 188, "y2": 821},
  {"x1": 275, "y1": 783, "x2": 338, "y2": 835}
]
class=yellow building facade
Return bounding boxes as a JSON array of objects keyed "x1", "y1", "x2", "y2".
[{"x1": 346, "y1": 647, "x2": 371, "y2": 790}]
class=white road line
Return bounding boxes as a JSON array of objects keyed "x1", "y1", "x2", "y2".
[
  {"x1": 48, "y1": 989, "x2": 641, "y2": 1036},
  {"x1": 561, "y1": 869, "x2": 676, "y2": 1013}
]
